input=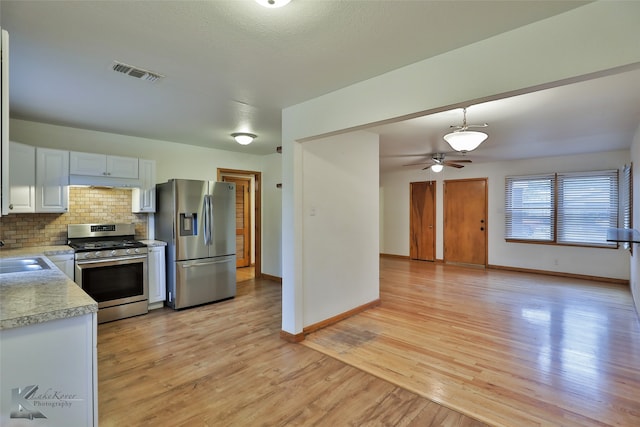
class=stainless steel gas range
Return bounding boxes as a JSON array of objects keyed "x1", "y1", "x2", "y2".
[{"x1": 68, "y1": 223, "x2": 148, "y2": 324}]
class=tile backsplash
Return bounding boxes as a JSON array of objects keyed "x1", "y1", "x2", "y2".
[{"x1": 0, "y1": 187, "x2": 148, "y2": 249}]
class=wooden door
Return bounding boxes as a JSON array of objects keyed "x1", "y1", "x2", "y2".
[
  {"x1": 222, "y1": 176, "x2": 251, "y2": 268},
  {"x1": 410, "y1": 181, "x2": 435, "y2": 261},
  {"x1": 443, "y1": 178, "x2": 487, "y2": 266}
]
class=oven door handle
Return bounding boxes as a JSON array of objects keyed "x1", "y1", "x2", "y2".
[
  {"x1": 181, "y1": 259, "x2": 231, "y2": 268},
  {"x1": 76, "y1": 255, "x2": 147, "y2": 265}
]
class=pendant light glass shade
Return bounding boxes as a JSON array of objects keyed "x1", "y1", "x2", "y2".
[
  {"x1": 430, "y1": 164, "x2": 444, "y2": 173},
  {"x1": 443, "y1": 130, "x2": 488, "y2": 153}
]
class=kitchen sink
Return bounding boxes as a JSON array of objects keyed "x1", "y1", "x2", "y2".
[{"x1": 0, "y1": 257, "x2": 51, "y2": 274}]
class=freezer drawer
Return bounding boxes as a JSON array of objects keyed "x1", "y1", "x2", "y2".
[{"x1": 169, "y1": 255, "x2": 236, "y2": 309}]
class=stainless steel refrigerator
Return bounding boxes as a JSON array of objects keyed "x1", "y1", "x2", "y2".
[{"x1": 155, "y1": 179, "x2": 236, "y2": 309}]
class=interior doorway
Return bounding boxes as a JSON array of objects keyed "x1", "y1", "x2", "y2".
[
  {"x1": 443, "y1": 178, "x2": 488, "y2": 266},
  {"x1": 409, "y1": 181, "x2": 436, "y2": 261},
  {"x1": 218, "y1": 168, "x2": 262, "y2": 282}
]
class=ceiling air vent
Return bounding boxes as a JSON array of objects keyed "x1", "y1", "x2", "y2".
[{"x1": 112, "y1": 61, "x2": 164, "y2": 82}]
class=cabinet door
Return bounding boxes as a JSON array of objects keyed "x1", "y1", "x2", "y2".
[
  {"x1": 107, "y1": 155, "x2": 138, "y2": 178},
  {"x1": 1, "y1": 29, "x2": 9, "y2": 217},
  {"x1": 8, "y1": 141, "x2": 35, "y2": 213},
  {"x1": 132, "y1": 159, "x2": 156, "y2": 212},
  {"x1": 0, "y1": 314, "x2": 96, "y2": 426},
  {"x1": 70, "y1": 151, "x2": 106, "y2": 176},
  {"x1": 148, "y1": 246, "x2": 166, "y2": 304},
  {"x1": 49, "y1": 253, "x2": 75, "y2": 280},
  {"x1": 36, "y1": 147, "x2": 69, "y2": 212}
]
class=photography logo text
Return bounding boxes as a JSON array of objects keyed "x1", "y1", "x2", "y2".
[{"x1": 10, "y1": 384, "x2": 83, "y2": 420}]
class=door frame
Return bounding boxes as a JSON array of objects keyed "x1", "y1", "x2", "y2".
[
  {"x1": 223, "y1": 176, "x2": 251, "y2": 268},
  {"x1": 218, "y1": 168, "x2": 262, "y2": 278}
]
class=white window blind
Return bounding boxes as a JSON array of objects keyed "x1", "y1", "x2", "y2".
[
  {"x1": 622, "y1": 164, "x2": 632, "y2": 230},
  {"x1": 505, "y1": 175, "x2": 554, "y2": 241},
  {"x1": 556, "y1": 170, "x2": 618, "y2": 247}
]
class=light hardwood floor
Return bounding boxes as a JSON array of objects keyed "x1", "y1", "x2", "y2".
[
  {"x1": 236, "y1": 265, "x2": 255, "y2": 283},
  {"x1": 303, "y1": 257, "x2": 640, "y2": 427},
  {"x1": 98, "y1": 276, "x2": 485, "y2": 426}
]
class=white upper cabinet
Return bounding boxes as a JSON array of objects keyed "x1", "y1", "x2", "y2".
[
  {"x1": 36, "y1": 147, "x2": 69, "y2": 212},
  {"x1": 70, "y1": 151, "x2": 138, "y2": 179},
  {"x1": 1, "y1": 29, "x2": 10, "y2": 216},
  {"x1": 132, "y1": 159, "x2": 156, "y2": 213},
  {"x1": 7, "y1": 141, "x2": 36, "y2": 213},
  {"x1": 106, "y1": 155, "x2": 138, "y2": 179},
  {"x1": 8, "y1": 143, "x2": 70, "y2": 214}
]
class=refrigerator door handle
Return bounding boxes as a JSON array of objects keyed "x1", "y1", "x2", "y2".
[
  {"x1": 180, "y1": 258, "x2": 233, "y2": 268},
  {"x1": 203, "y1": 195, "x2": 212, "y2": 246}
]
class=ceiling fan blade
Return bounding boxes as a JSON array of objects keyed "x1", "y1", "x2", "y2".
[
  {"x1": 450, "y1": 159, "x2": 472, "y2": 163},
  {"x1": 403, "y1": 162, "x2": 433, "y2": 167},
  {"x1": 444, "y1": 162, "x2": 465, "y2": 168}
]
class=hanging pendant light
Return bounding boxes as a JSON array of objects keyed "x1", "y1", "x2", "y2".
[{"x1": 444, "y1": 108, "x2": 488, "y2": 153}]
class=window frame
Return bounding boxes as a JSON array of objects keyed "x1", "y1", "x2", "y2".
[{"x1": 505, "y1": 169, "x2": 620, "y2": 249}]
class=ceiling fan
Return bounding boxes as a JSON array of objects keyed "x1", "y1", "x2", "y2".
[{"x1": 403, "y1": 153, "x2": 472, "y2": 172}]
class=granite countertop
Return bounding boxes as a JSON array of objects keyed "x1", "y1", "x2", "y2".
[
  {"x1": 0, "y1": 246, "x2": 97, "y2": 330},
  {"x1": 141, "y1": 239, "x2": 167, "y2": 247}
]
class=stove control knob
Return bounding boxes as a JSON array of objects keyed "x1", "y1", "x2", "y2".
[
  {"x1": 135, "y1": 248, "x2": 140, "y2": 254},
  {"x1": 111, "y1": 250, "x2": 117, "y2": 256},
  {"x1": 95, "y1": 251, "x2": 102, "y2": 258}
]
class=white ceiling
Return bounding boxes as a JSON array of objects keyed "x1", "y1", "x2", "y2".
[{"x1": 2, "y1": 0, "x2": 637, "y2": 171}]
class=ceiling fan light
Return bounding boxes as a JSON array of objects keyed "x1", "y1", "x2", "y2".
[
  {"x1": 431, "y1": 164, "x2": 444, "y2": 173},
  {"x1": 231, "y1": 132, "x2": 256, "y2": 145},
  {"x1": 443, "y1": 130, "x2": 487, "y2": 153},
  {"x1": 255, "y1": 0, "x2": 291, "y2": 8}
]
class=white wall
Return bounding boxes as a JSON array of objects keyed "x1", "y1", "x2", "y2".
[
  {"x1": 630, "y1": 124, "x2": 640, "y2": 315},
  {"x1": 261, "y1": 152, "x2": 282, "y2": 278},
  {"x1": 302, "y1": 131, "x2": 379, "y2": 327},
  {"x1": 9, "y1": 118, "x2": 283, "y2": 277},
  {"x1": 282, "y1": 1, "x2": 640, "y2": 334},
  {"x1": 381, "y1": 150, "x2": 630, "y2": 280}
]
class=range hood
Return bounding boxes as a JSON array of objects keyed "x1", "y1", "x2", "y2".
[{"x1": 69, "y1": 174, "x2": 141, "y2": 188}]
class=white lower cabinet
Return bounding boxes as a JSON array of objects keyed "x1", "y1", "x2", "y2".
[
  {"x1": 148, "y1": 245, "x2": 166, "y2": 307},
  {"x1": 48, "y1": 253, "x2": 75, "y2": 280},
  {"x1": 0, "y1": 313, "x2": 97, "y2": 426}
]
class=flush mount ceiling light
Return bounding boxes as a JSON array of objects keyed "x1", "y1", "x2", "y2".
[
  {"x1": 443, "y1": 108, "x2": 488, "y2": 153},
  {"x1": 231, "y1": 132, "x2": 257, "y2": 145},
  {"x1": 255, "y1": 0, "x2": 291, "y2": 8}
]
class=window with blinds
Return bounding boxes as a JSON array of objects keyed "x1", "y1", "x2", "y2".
[
  {"x1": 556, "y1": 170, "x2": 618, "y2": 247},
  {"x1": 505, "y1": 175, "x2": 554, "y2": 241},
  {"x1": 505, "y1": 170, "x2": 619, "y2": 247}
]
